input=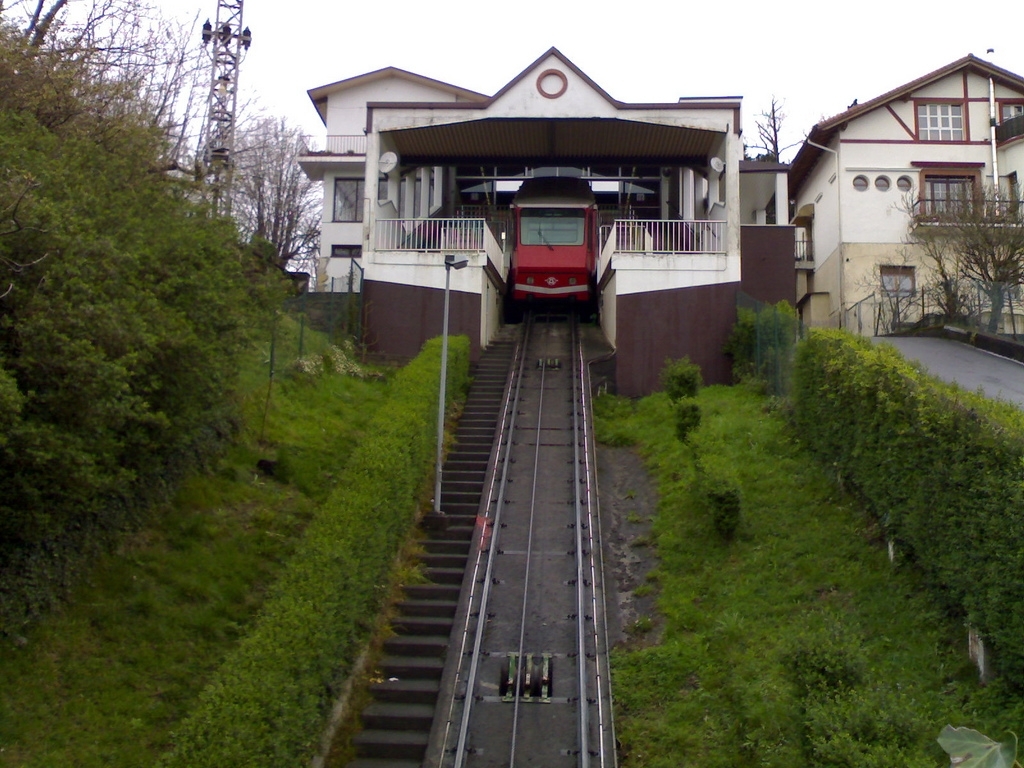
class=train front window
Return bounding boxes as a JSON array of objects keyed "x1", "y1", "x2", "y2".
[{"x1": 521, "y1": 209, "x2": 585, "y2": 246}]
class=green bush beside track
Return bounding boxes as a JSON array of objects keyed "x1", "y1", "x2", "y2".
[{"x1": 160, "y1": 336, "x2": 470, "y2": 768}]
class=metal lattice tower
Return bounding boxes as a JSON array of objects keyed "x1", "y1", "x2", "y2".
[{"x1": 200, "y1": 0, "x2": 251, "y2": 215}]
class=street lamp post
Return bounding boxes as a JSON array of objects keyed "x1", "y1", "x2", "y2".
[{"x1": 434, "y1": 253, "x2": 469, "y2": 517}]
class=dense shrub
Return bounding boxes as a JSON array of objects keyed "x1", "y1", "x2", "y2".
[
  {"x1": 661, "y1": 356, "x2": 703, "y2": 400},
  {"x1": 792, "y1": 329, "x2": 1024, "y2": 685},
  {"x1": 782, "y1": 612, "x2": 867, "y2": 695},
  {"x1": 696, "y1": 451, "x2": 742, "y2": 540},
  {"x1": 673, "y1": 398, "x2": 702, "y2": 442},
  {"x1": 160, "y1": 336, "x2": 470, "y2": 768}
]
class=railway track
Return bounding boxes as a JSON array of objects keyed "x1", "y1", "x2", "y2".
[{"x1": 431, "y1": 311, "x2": 616, "y2": 768}]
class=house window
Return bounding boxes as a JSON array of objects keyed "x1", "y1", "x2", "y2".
[
  {"x1": 1002, "y1": 103, "x2": 1024, "y2": 122},
  {"x1": 917, "y1": 103, "x2": 964, "y2": 141},
  {"x1": 852, "y1": 175, "x2": 869, "y2": 191},
  {"x1": 875, "y1": 175, "x2": 891, "y2": 192},
  {"x1": 896, "y1": 175, "x2": 914, "y2": 193},
  {"x1": 923, "y1": 175, "x2": 974, "y2": 215},
  {"x1": 333, "y1": 179, "x2": 364, "y2": 222},
  {"x1": 881, "y1": 265, "x2": 915, "y2": 296},
  {"x1": 331, "y1": 245, "x2": 362, "y2": 259}
]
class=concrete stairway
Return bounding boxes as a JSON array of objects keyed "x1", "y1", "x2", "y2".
[{"x1": 346, "y1": 332, "x2": 517, "y2": 768}]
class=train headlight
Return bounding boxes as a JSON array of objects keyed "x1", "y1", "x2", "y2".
[
  {"x1": 526, "y1": 277, "x2": 534, "y2": 285},
  {"x1": 569, "y1": 277, "x2": 577, "y2": 285}
]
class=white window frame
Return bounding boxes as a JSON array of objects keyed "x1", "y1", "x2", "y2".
[
  {"x1": 333, "y1": 178, "x2": 364, "y2": 222},
  {"x1": 917, "y1": 103, "x2": 964, "y2": 141}
]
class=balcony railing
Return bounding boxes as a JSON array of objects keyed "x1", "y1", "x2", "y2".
[
  {"x1": 915, "y1": 198, "x2": 1022, "y2": 219},
  {"x1": 609, "y1": 219, "x2": 724, "y2": 254},
  {"x1": 376, "y1": 218, "x2": 487, "y2": 251},
  {"x1": 795, "y1": 237, "x2": 813, "y2": 262},
  {"x1": 997, "y1": 114, "x2": 1024, "y2": 143},
  {"x1": 301, "y1": 135, "x2": 367, "y2": 156}
]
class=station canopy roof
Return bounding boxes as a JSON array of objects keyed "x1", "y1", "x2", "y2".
[{"x1": 382, "y1": 117, "x2": 723, "y2": 166}]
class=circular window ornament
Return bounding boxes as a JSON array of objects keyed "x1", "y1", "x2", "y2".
[
  {"x1": 875, "y1": 175, "x2": 891, "y2": 192},
  {"x1": 536, "y1": 69, "x2": 568, "y2": 99},
  {"x1": 897, "y1": 175, "x2": 913, "y2": 193},
  {"x1": 852, "y1": 175, "x2": 869, "y2": 191}
]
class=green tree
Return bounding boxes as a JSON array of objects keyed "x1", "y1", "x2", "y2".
[{"x1": 0, "y1": 22, "x2": 283, "y2": 627}]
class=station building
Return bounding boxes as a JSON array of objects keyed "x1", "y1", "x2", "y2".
[{"x1": 299, "y1": 48, "x2": 794, "y2": 395}]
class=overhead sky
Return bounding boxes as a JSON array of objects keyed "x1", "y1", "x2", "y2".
[{"x1": 138, "y1": 0, "x2": 1024, "y2": 161}]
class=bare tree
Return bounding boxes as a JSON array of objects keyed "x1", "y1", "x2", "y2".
[
  {"x1": 231, "y1": 116, "x2": 321, "y2": 282},
  {"x1": 2, "y1": 1, "x2": 210, "y2": 172},
  {"x1": 906, "y1": 184, "x2": 1024, "y2": 333},
  {"x1": 748, "y1": 97, "x2": 801, "y2": 162}
]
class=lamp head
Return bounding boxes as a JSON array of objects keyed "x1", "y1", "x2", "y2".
[{"x1": 444, "y1": 253, "x2": 469, "y2": 270}]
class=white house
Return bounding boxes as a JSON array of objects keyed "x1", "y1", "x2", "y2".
[
  {"x1": 299, "y1": 48, "x2": 793, "y2": 395},
  {"x1": 789, "y1": 55, "x2": 1024, "y2": 335}
]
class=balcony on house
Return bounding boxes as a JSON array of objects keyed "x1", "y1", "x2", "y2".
[
  {"x1": 914, "y1": 197, "x2": 1022, "y2": 221},
  {"x1": 795, "y1": 231, "x2": 814, "y2": 268},
  {"x1": 996, "y1": 114, "x2": 1024, "y2": 143},
  {"x1": 301, "y1": 135, "x2": 367, "y2": 156}
]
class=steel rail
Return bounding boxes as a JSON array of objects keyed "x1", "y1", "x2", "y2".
[
  {"x1": 579, "y1": 324, "x2": 617, "y2": 768},
  {"x1": 570, "y1": 313, "x2": 591, "y2": 768}
]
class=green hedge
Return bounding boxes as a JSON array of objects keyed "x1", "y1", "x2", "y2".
[
  {"x1": 159, "y1": 336, "x2": 470, "y2": 767},
  {"x1": 791, "y1": 329, "x2": 1024, "y2": 684}
]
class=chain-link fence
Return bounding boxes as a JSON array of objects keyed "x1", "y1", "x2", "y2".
[
  {"x1": 734, "y1": 293, "x2": 805, "y2": 398},
  {"x1": 851, "y1": 280, "x2": 1024, "y2": 340}
]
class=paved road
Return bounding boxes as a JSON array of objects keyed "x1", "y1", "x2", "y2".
[{"x1": 872, "y1": 336, "x2": 1024, "y2": 408}]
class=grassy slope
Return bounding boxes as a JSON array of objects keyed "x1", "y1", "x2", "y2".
[
  {"x1": 600, "y1": 385, "x2": 999, "y2": 768},
  {"x1": 0, "y1": 326, "x2": 388, "y2": 768}
]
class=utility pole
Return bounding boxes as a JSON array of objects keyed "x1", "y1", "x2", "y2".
[{"x1": 200, "y1": 0, "x2": 251, "y2": 215}]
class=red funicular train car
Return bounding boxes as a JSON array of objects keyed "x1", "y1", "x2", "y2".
[{"x1": 510, "y1": 177, "x2": 598, "y2": 304}]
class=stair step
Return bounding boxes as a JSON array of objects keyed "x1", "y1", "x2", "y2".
[
  {"x1": 362, "y1": 702, "x2": 436, "y2": 731},
  {"x1": 395, "y1": 599, "x2": 457, "y2": 618},
  {"x1": 383, "y1": 634, "x2": 449, "y2": 657},
  {"x1": 404, "y1": 583, "x2": 460, "y2": 602},
  {"x1": 379, "y1": 655, "x2": 445, "y2": 679},
  {"x1": 423, "y1": 540, "x2": 470, "y2": 555},
  {"x1": 390, "y1": 615, "x2": 454, "y2": 636},
  {"x1": 424, "y1": 566, "x2": 466, "y2": 584},
  {"x1": 354, "y1": 729, "x2": 429, "y2": 760},
  {"x1": 431, "y1": 524, "x2": 474, "y2": 541},
  {"x1": 421, "y1": 553, "x2": 470, "y2": 569},
  {"x1": 346, "y1": 759, "x2": 423, "y2": 768},
  {"x1": 441, "y1": 470, "x2": 486, "y2": 483}
]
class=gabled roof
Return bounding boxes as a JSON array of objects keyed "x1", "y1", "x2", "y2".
[
  {"x1": 789, "y1": 54, "x2": 1024, "y2": 193},
  {"x1": 306, "y1": 67, "x2": 488, "y2": 125}
]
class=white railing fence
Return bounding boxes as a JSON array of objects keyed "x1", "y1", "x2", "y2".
[
  {"x1": 376, "y1": 218, "x2": 488, "y2": 252},
  {"x1": 612, "y1": 219, "x2": 724, "y2": 254}
]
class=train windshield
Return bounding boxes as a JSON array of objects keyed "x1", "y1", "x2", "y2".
[{"x1": 520, "y1": 209, "x2": 585, "y2": 246}]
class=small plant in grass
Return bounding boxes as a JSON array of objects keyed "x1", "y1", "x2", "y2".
[
  {"x1": 661, "y1": 356, "x2": 703, "y2": 401},
  {"x1": 674, "y1": 398, "x2": 701, "y2": 442},
  {"x1": 782, "y1": 612, "x2": 867, "y2": 694},
  {"x1": 627, "y1": 616, "x2": 654, "y2": 636},
  {"x1": 634, "y1": 583, "x2": 654, "y2": 598}
]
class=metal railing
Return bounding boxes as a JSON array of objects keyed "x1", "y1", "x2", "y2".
[
  {"x1": 301, "y1": 135, "x2": 367, "y2": 156},
  {"x1": 375, "y1": 218, "x2": 488, "y2": 251},
  {"x1": 795, "y1": 236, "x2": 813, "y2": 262},
  {"x1": 609, "y1": 219, "x2": 725, "y2": 254},
  {"x1": 997, "y1": 113, "x2": 1024, "y2": 143},
  {"x1": 915, "y1": 197, "x2": 1022, "y2": 219}
]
